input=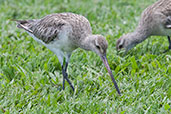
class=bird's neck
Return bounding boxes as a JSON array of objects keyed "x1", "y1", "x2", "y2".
[
  {"x1": 79, "y1": 34, "x2": 95, "y2": 51},
  {"x1": 129, "y1": 26, "x2": 151, "y2": 45}
]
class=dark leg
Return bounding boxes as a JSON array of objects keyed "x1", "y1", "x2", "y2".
[
  {"x1": 163, "y1": 36, "x2": 171, "y2": 53},
  {"x1": 62, "y1": 62, "x2": 75, "y2": 91},
  {"x1": 62, "y1": 65, "x2": 65, "y2": 90},
  {"x1": 168, "y1": 36, "x2": 171, "y2": 49}
]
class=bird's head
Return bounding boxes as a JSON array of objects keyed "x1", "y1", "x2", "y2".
[
  {"x1": 116, "y1": 33, "x2": 136, "y2": 53},
  {"x1": 90, "y1": 35, "x2": 108, "y2": 57},
  {"x1": 88, "y1": 34, "x2": 121, "y2": 95}
]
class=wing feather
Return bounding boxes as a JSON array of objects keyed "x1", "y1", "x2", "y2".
[
  {"x1": 165, "y1": 16, "x2": 171, "y2": 29},
  {"x1": 15, "y1": 15, "x2": 70, "y2": 44}
]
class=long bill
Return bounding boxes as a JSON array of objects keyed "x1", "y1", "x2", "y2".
[{"x1": 101, "y1": 55, "x2": 121, "y2": 95}]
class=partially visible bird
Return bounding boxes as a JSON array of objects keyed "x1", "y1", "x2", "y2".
[
  {"x1": 116, "y1": 0, "x2": 171, "y2": 53},
  {"x1": 14, "y1": 13, "x2": 121, "y2": 95}
]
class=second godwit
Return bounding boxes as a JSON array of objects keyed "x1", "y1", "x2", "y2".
[{"x1": 116, "y1": 0, "x2": 171, "y2": 53}]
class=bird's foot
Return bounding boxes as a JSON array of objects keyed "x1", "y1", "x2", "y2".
[
  {"x1": 65, "y1": 77, "x2": 75, "y2": 91},
  {"x1": 163, "y1": 49, "x2": 169, "y2": 53},
  {"x1": 62, "y1": 77, "x2": 65, "y2": 90},
  {"x1": 163, "y1": 46, "x2": 171, "y2": 53},
  {"x1": 62, "y1": 70, "x2": 74, "y2": 91}
]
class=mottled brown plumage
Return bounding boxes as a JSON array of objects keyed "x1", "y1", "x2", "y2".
[
  {"x1": 14, "y1": 13, "x2": 121, "y2": 95},
  {"x1": 116, "y1": 0, "x2": 171, "y2": 53},
  {"x1": 16, "y1": 13, "x2": 92, "y2": 44}
]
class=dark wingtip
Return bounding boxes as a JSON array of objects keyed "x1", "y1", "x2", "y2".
[
  {"x1": 16, "y1": 24, "x2": 23, "y2": 29},
  {"x1": 11, "y1": 19, "x2": 33, "y2": 33}
]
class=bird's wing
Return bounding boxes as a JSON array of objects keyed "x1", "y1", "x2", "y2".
[
  {"x1": 165, "y1": 16, "x2": 171, "y2": 29},
  {"x1": 15, "y1": 15, "x2": 71, "y2": 44},
  {"x1": 153, "y1": 9, "x2": 171, "y2": 29},
  {"x1": 161, "y1": 6, "x2": 171, "y2": 29},
  {"x1": 147, "y1": 0, "x2": 171, "y2": 29}
]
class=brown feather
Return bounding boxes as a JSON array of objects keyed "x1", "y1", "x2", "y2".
[{"x1": 14, "y1": 13, "x2": 92, "y2": 44}]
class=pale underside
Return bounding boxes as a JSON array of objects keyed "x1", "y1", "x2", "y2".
[{"x1": 27, "y1": 31, "x2": 75, "y2": 65}]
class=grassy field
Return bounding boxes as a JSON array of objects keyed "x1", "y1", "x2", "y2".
[{"x1": 0, "y1": 0, "x2": 171, "y2": 113}]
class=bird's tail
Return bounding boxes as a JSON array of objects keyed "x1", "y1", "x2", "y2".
[{"x1": 11, "y1": 19, "x2": 34, "y2": 33}]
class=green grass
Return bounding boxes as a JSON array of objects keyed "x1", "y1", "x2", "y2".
[{"x1": 0, "y1": 0, "x2": 171, "y2": 113}]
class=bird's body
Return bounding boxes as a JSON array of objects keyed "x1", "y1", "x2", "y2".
[
  {"x1": 17, "y1": 13, "x2": 92, "y2": 63},
  {"x1": 15, "y1": 13, "x2": 121, "y2": 95},
  {"x1": 116, "y1": 0, "x2": 171, "y2": 52}
]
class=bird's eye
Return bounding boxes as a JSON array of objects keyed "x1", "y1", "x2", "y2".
[
  {"x1": 96, "y1": 45, "x2": 100, "y2": 49},
  {"x1": 119, "y1": 45, "x2": 123, "y2": 49}
]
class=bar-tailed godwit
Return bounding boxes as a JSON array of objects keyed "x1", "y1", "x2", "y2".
[{"x1": 14, "y1": 13, "x2": 121, "y2": 95}]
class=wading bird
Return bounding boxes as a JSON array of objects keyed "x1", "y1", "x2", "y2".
[
  {"x1": 14, "y1": 13, "x2": 121, "y2": 95},
  {"x1": 116, "y1": 0, "x2": 171, "y2": 53}
]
